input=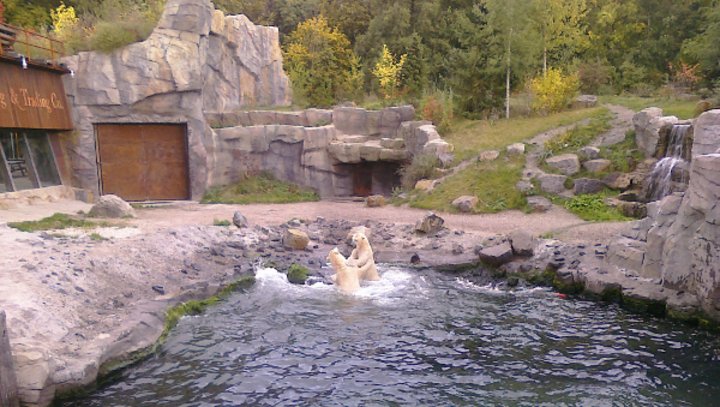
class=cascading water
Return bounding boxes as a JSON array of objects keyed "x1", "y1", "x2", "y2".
[{"x1": 645, "y1": 124, "x2": 692, "y2": 201}]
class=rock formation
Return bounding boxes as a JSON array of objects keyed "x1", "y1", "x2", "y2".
[
  {"x1": 61, "y1": 0, "x2": 450, "y2": 200},
  {"x1": 609, "y1": 109, "x2": 720, "y2": 318}
]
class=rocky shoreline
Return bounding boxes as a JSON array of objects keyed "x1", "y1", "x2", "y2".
[{"x1": 1, "y1": 208, "x2": 717, "y2": 406}]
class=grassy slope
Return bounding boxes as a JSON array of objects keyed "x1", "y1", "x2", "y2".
[
  {"x1": 405, "y1": 107, "x2": 608, "y2": 214},
  {"x1": 445, "y1": 107, "x2": 605, "y2": 162},
  {"x1": 599, "y1": 95, "x2": 699, "y2": 119}
]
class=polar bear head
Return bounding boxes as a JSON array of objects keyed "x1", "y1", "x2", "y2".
[{"x1": 327, "y1": 247, "x2": 346, "y2": 269}]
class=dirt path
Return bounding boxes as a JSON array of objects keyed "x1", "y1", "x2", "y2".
[{"x1": 591, "y1": 104, "x2": 635, "y2": 146}]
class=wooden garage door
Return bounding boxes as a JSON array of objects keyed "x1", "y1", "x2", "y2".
[{"x1": 96, "y1": 124, "x2": 189, "y2": 201}]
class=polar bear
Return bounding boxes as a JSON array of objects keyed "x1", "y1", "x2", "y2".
[
  {"x1": 347, "y1": 231, "x2": 380, "y2": 281},
  {"x1": 327, "y1": 247, "x2": 361, "y2": 294}
]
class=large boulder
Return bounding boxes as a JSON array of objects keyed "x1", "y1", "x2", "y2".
[
  {"x1": 283, "y1": 228, "x2": 310, "y2": 250},
  {"x1": 506, "y1": 143, "x2": 526, "y2": 156},
  {"x1": 415, "y1": 212, "x2": 445, "y2": 234},
  {"x1": 546, "y1": 154, "x2": 580, "y2": 175},
  {"x1": 509, "y1": 231, "x2": 535, "y2": 257},
  {"x1": 366, "y1": 195, "x2": 386, "y2": 207},
  {"x1": 692, "y1": 109, "x2": 720, "y2": 158},
  {"x1": 633, "y1": 108, "x2": 679, "y2": 157},
  {"x1": 573, "y1": 178, "x2": 606, "y2": 195},
  {"x1": 88, "y1": 195, "x2": 135, "y2": 218},
  {"x1": 574, "y1": 94, "x2": 598, "y2": 108},
  {"x1": 452, "y1": 196, "x2": 478, "y2": 213},
  {"x1": 538, "y1": 174, "x2": 568, "y2": 194},
  {"x1": 477, "y1": 242, "x2": 514, "y2": 266},
  {"x1": 232, "y1": 211, "x2": 249, "y2": 228},
  {"x1": 583, "y1": 159, "x2": 611, "y2": 174}
]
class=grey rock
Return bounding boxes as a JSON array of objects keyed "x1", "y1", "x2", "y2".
[
  {"x1": 583, "y1": 159, "x2": 611, "y2": 174},
  {"x1": 546, "y1": 154, "x2": 581, "y2": 175},
  {"x1": 0, "y1": 311, "x2": 19, "y2": 407},
  {"x1": 692, "y1": 109, "x2": 720, "y2": 157},
  {"x1": 527, "y1": 196, "x2": 553, "y2": 212},
  {"x1": 515, "y1": 180, "x2": 535, "y2": 194},
  {"x1": 574, "y1": 94, "x2": 598, "y2": 108},
  {"x1": 88, "y1": 195, "x2": 135, "y2": 218},
  {"x1": 509, "y1": 231, "x2": 535, "y2": 257},
  {"x1": 478, "y1": 150, "x2": 500, "y2": 161},
  {"x1": 573, "y1": 178, "x2": 605, "y2": 195},
  {"x1": 232, "y1": 211, "x2": 249, "y2": 228},
  {"x1": 578, "y1": 146, "x2": 600, "y2": 160},
  {"x1": 633, "y1": 108, "x2": 679, "y2": 157},
  {"x1": 478, "y1": 243, "x2": 514, "y2": 267},
  {"x1": 538, "y1": 174, "x2": 568, "y2": 194},
  {"x1": 451, "y1": 196, "x2": 478, "y2": 213},
  {"x1": 506, "y1": 143, "x2": 526, "y2": 156},
  {"x1": 415, "y1": 212, "x2": 445, "y2": 234}
]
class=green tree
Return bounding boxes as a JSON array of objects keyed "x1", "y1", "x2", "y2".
[
  {"x1": 487, "y1": 0, "x2": 541, "y2": 118},
  {"x1": 534, "y1": 0, "x2": 589, "y2": 74},
  {"x1": 682, "y1": 2, "x2": 720, "y2": 86},
  {"x1": 284, "y1": 15, "x2": 361, "y2": 107}
]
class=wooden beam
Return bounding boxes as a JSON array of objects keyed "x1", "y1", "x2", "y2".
[
  {"x1": 0, "y1": 143, "x2": 16, "y2": 192},
  {"x1": 0, "y1": 311, "x2": 19, "y2": 407}
]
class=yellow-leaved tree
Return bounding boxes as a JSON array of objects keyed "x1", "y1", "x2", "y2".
[
  {"x1": 50, "y1": 2, "x2": 78, "y2": 42},
  {"x1": 372, "y1": 44, "x2": 407, "y2": 100},
  {"x1": 284, "y1": 16, "x2": 362, "y2": 107},
  {"x1": 529, "y1": 68, "x2": 579, "y2": 114}
]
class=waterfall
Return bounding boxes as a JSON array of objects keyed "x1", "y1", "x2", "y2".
[{"x1": 645, "y1": 124, "x2": 691, "y2": 201}]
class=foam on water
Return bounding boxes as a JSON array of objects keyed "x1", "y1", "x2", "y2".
[
  {"x1": 254, "y1": 265, "x2": 424, "y2": 304},
  {"x1": 455, "y1": 277, "x2": 548, "y2": 296}
]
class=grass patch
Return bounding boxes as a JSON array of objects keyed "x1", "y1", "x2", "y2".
[
  {"x1": 201, "y1": 173, "x2": 319, "y2": 205},
  {"x1": 8, "y1": 213, "x2": 108, "y2": 232},
  {"x1": 544, "y1": 110, "x2": 613, "y2": 157},
  {"x1": 89, "y1": 233, "x2": 107, "y2": 241},
  {"x1": 445, "y1": 107, "x2": 605, "y2": 162},
  {"x1": 160, "y1": 276, "x2": 256, "y2": 343},
  {"x1": 562, "y1": 192, "x2": 631, "y2": 222},
  {"x1": 600, "y1": 95, "x2": 699, "y2": 119},
  {"x1": 213, "y1": 219, "x2": 232, "y2": 227},
  {"x1": 406, "y1": 155, "x2": 526, "y2": 213},
  {"x1": 599, "y1": 130, "x2": 644, "y2": 173}
]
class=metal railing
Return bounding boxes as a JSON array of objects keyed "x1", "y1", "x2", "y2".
[{"x1": 0, "y1": 21, "x2": 65, "y2": 63}]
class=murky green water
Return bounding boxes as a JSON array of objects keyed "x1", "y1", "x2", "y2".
[{"x1": 67, "y1": 267, "x2": 720, "y2": 406}]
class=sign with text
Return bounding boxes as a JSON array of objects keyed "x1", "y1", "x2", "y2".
[{"x1": 0, "y1": 60, "x2": 73, "y2": 130}]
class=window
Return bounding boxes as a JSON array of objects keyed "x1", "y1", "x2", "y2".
[{"x1": 0, "y1": 130, "x2": 62, "y2": 192}]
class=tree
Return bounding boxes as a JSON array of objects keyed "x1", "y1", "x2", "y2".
[
  {"x1": 486, "y1": 0, "x2": 541, "y2": 118},
  {"x1": 284, "y1": 16, "x2": 362, "y2": 107},
  {"x1": 534, "y1": 0, "x2": 589, "y2": 75},
  {"x1": 373, "y1": 44, "x2": 407, "y2": 100},
  {"x1": 682, "y1": 2, "x2": 720, "y2": 86}
]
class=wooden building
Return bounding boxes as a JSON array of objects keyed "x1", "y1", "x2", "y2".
[{"x1": 0, "y1": 19, "x2": 73, "y2": 195}]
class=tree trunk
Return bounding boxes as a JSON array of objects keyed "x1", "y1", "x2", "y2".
[
  {"x1": 543, "y1": 47, "x2": 547, "y2": 76},
  {"x1": 505, "y1": 28, "x2": 512, "y2": 119}
]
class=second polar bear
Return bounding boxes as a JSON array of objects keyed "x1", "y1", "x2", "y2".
[{"x1": 347, "y1": 231, "x2": 380, "y2": 281}]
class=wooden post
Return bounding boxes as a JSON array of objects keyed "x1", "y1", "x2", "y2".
[{"x1": 0, "y1": 311, "x2": 19, "y2": 407}]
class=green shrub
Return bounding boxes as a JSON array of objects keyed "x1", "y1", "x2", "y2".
[
  {"x1": 201, "y1": 173, "x2": 319, "y2": 204},
  {"x1": 399, "y1": 153, "x2": 440, "y2": 190},
  {"x1": 213, "y1": 219, "x2": 232, "y2": 227},
  {"x1": 577, "y1": 60, "x2": 614, "y2": 94},
  {"x1": 563, "y1": 193, "x2": 629, "y2": 222},
  {"x1": 8, "y1": 213, "x2": 108, "y2": 232}
]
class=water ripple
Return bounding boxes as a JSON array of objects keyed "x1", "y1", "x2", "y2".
[{"x1": 68, "y1": 268, "x2": 720, "y2": 406}]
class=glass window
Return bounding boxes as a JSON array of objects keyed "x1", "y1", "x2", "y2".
[
  {"x1": 0, "y1": 130, "x2": 62, "y2": 192},
  {"x1": 27, "y1": 133, "x2": 61, "y2": 187}
]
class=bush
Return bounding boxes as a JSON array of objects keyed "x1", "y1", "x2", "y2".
[
  {"x1": 88, "y1": 21, "x2": 142, "y2": 53},
  {"x1": 563, "y1": 193, "x2": 629, "y2": 222},
  {"x1": 287, "y1": 264, "x2": 309, "y2": 284},
  {"x1": 529, "y1": 68, "x2": 580, "y2": 114},
  {"x1": 577, "y1": 60, "x2": 613, "y2": 94},
  {"x1": 398, "y1": 153, "x2": 440, "y2": 190},
  {"x1": 419, "y1": 89, "x2": 455, "y2": 134}
]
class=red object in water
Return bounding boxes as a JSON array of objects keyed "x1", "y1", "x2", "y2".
[{"x1": 556, "y1": 293, "x2": 568, "y2": 299}]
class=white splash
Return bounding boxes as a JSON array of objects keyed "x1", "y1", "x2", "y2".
[
  {"x1": 455, "y1": 277, "x2": 547, "y2": 296},
  {"x1": 253, "y1": 266, "x2": 422, "y2": 304}
]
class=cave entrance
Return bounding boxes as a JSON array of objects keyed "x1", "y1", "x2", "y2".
[{"x1": 350, "y1": 161, "x2": 402, "y2": 197}]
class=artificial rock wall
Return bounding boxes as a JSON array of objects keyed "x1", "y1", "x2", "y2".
[
  {"x1": 611, "y1": 109, "x2": 720, "y2": 317},
  {"x1": 62, "y1": 0, "x2": 291, "y2": 199},
  {"x1": 61, "y1": 0, "x2": 451, "y2": 199}
]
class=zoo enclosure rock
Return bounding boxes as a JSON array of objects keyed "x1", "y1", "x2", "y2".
[{"x1": 88, "y1": 195, "x2": 135, "y2": 218}]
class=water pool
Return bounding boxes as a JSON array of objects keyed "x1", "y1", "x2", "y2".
[{"x1": 68, "y1": 267, "x2": 720, "y2": 406}]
